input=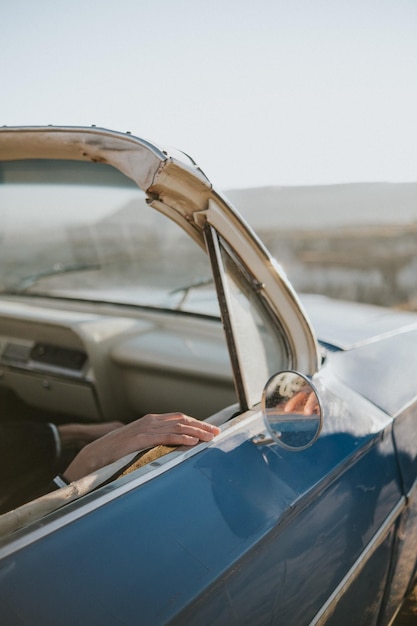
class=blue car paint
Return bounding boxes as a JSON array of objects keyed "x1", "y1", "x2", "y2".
[
  {"x1": 327, "y1": 330, "x2": 417, "y2": 521},
  {"x1": 329, "y1": 329, "x2": 417, "y2": 419},
  {"x1": 0, "y1": 372, "x2": 403, "y2": 625}
]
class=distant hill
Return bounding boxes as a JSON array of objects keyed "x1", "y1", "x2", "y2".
[
  {"x1": 66, "y1": 181, "x2": 417, "y2": 309},
  {"x1": 92, "y1": 182, "x2": 417, "y2": 233},
  {"x1": 224, "y1": 182, "x2": 417, "y2": 231}
]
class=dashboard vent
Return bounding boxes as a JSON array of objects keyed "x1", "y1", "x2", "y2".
[{"x1": 30, "y1": 343, "x2": 87, "y2": 372}]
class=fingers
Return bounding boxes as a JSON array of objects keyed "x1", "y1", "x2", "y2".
[
  {"x1": 170, "y1": 418, "x2": 220, "y2": 444},
  {"x1": 63, "y1": 413, "x2": 220, "y2": 482},
  {"x1": 130, "y1": 412, "x2": 220, "y2": 448},
  {"x1": 304, "y1": 392, "x2": 319, "y2": 415},
  {"x1": 283, "y1": 390, "x2": 319, "y2": 415},
  {"x1": 170, "y1": 414, "x2": 220, "y2": 440},
  {"x1": 283, "y1": 390, "x2": 308, "y2": 413}
]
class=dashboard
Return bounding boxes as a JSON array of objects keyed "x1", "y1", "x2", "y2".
[{"x1": 0, "y1": 296, "x2": 236, "y2": 425}]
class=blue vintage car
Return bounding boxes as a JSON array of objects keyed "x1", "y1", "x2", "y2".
[{"x1": 0, "y1": 126, "x2": 416, "y2": 625}]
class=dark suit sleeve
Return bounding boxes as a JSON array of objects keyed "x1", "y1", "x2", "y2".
[
  {"x1": 0, "y1": 422, "x2": 59, "y2": 483},
  {"x1": 0, "y1": 422, "x2": 63, "y2": 514}
]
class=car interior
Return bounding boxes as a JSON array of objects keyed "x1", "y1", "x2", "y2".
[
  {"x1": 0, "y1": 158, "x2": 242, "y2": 519},
  {"x1": 0, "y1": 292, "x2": 239, "y2": 512},
  {"x1": 0, "y1": 154, "x2": 292, "y2": 530}
]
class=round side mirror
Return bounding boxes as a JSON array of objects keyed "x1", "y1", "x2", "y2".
[{"x1": 262, "y1": 371, "x2": 322, "y2": 451}]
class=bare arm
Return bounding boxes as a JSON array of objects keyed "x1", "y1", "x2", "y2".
[
  {"x1": 63, "y1": 413, "x2": 220, "y2": 482},
  {"x1": 57, "y1": 421, "x2": 123, "y2": 451}
]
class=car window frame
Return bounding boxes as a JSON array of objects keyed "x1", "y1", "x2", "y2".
[{"x1": 204, "y1": 223, "x2": 290, "y2": 411}]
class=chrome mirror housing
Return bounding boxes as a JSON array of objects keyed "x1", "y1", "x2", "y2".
[{"x1": 262, "y1": 371, "x2": 322, "y2": 451}]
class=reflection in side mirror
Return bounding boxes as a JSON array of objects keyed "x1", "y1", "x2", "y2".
[{"x1": 262, "y1": 371, "x2": 322, "y2": 451}]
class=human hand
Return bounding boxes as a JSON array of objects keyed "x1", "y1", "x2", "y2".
[
  {"x1": 283, "y1": 388, "x2": 319, "y2": 415},
  {"x1": 63, "y1": 413, "x2": 220, "y2": 482}
]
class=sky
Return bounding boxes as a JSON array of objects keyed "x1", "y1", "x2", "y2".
[{"x1": 2, "y1": 0, "x2": 417, "y2": 190}]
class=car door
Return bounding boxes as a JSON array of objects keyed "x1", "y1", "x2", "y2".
[
  {"x1": 0, "y1": 378, "x2": 402, "y2": 626},
  {"x1": 179, "y1": 220, "x2": 404, "y2": 625}
]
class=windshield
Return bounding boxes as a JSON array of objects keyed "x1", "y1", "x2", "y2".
[{"x1": 0, "y1": 159, "x2": 219, "y2": 315}]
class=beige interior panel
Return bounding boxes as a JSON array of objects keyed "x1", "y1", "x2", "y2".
[{"x1": 1, "y1": 369, "x2": 100, "y2": 420}]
